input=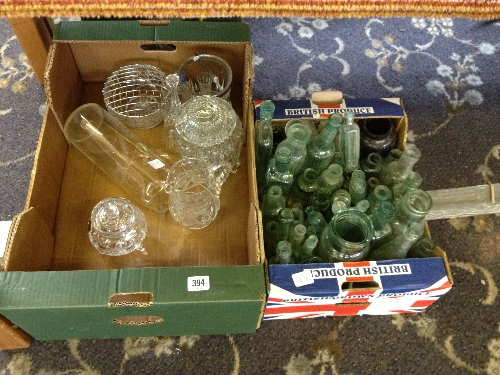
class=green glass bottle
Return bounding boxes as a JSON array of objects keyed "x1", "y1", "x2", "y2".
[
  {"x1": 383, "y1": 148, "x2": 403, "y2": 166},
  {"x1": 311, "y1": 187, "x2": 333, "y2": 219},
  {"x1": 318, "y1": 163, "x2": 344, "y2": 195},
  {"x1": 392, "y1": 171, "x2": 423, "y2": 205},
  {"x1": 367, "y1": 184, "x2": 392, "y2": 215},
  {"x1": 265, "y1": 146, "x2": 294, "y2": 201},
  {"x1": 379, "y1": 143, "x2": 421, "y2": 187},
  {"x1": 304, "y1": 205, "x2": 327, "y2": 232},
  {"x1": 255, "y1": 101, "x2": 275, "y2": 193},
  {"x1": 369, "y1": 200, "x2": 396, "y2": 251},
  {"x1": 361, "y1": 152, "x2": 383, "y2": 179},
  {"x1": 290, "y1": 168, "x2": 319, "y2": 207},
  {"x1": 337, "y1": 111, "x2": 360, "y2": 173},
  {"x1": 368, "y1": 221, "x2": 424, "y2": 261},
  {"x1": 319, "y1": 208, "x2": 373, "y2": 262},
  {"x1": 276, "y1": 119, "x2": 312, "y2": 176},
  {"x1": 261, "y1": 185, "x2": 286, "y2": 227},
  {"x1": 355, "y1": 199, "x2": 370, "y2": 213},
  {"x1": 289, "y1": 223, "x2": 307, "y2": 249},
  {"x1": 390, "y1": 188, "x2": 432, "y2": 239},
  {"x1": 407, "y1": 236, "x2": 436, "y2": 258},
  {"x1": 277, "y1": 208, "x2": 295, "y2": 241},
  {"x1": 348, "y1": 170, "x2": 367, "y2": 206},
  {"x1": 291, "y1": 202, "x2": 305, "y2": 227},
  {"x1": 300, "y1": 113, "x2": 342, "y2": 173}
]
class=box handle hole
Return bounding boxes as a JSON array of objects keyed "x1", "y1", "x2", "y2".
[
  {"x1": 341, "y1": 281, "x2": 380, "y2": 291},
  {"x1": 140, "y1": 43, "x2": 177, "y2": 52},
  {"x1": 108, "y1": 292, "x2": 153, "y2": 307},
  {"x1": 113, "y1": 316, "x2": 164, "y2": 325}
]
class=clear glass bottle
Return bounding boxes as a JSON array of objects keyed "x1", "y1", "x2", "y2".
[
  {"x1": 331, "y1": 189, "x2": 351, "y2": 214},
  {"x1": 290, "y1": 168, "x2": 319, "y2": 207},
  {"x1": 337, "y1": 111, "x2": 360, "y2": 173},
  {"x1": 89, "y1": 197, "x2": 147, "y2": 256},
  {"x1": 407, "y1": 236, "x2": 436, "y2": 258},
  {"x1": 367, "y1": 184, "x2": 392, "y2": 215},
  {"x1": 64, "y1": 103, "x2": 172, "y2": 214},
  {"x1": 319, "y1": 208, "x2": 373, "y2": 262},
  {"x1": 349, "y1": 170, "x2": 367, "y2": 206},
  {"x1": 255, "y1": 101, "x2": 275, "y2": 192},
  {"x1": 265, "y1": 146, "x2": 295, "y2": 201},
  {"x1": 379, "y1": 143, "x2": 421, "y2": 187},
  {"x1": 390, "y1": 188, "x2": 433, "y2": 239},
  {"x1": 272, "y1": 240, "x2": 294, "y2": 264},
  {"x1": 369, "y1": 201, "x2": 396, "y2": 251},
  {"x1": 355, "y1": 199, "x2": 370, "y2": 213},
  {"x1": 368, "y1": 221, "x2": 424, "y2": 261},
  {"x1": 261, "y1": 185, "x2": 286, "y2": 226},
  {"x1": 295, "y1": 234, "x2": 319, "y2": 262},
  {"x1": 318, "y1": 163, "x2": 344, "y2": 195},
  {"x1": 300, "y1": 113, "x2": 342, "y2": 173},
  {"x1": 289, "y1": 224, "x2": 307, "y2": 255},
  {"x1": 276, "y1": 119, "x2": 312, "y2": 176},
  {"x1": 392, "y1": 171, "x2": 423, "y2": 205},
  {"x1": 361, "y1": 152, "x2": 383, "y2": 179}
]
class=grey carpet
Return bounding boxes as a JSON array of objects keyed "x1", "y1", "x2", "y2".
[{"x1": 1, "y1": 16, "x2": 500, "y2": 375}]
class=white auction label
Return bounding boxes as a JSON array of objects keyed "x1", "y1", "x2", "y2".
[
  {"x1": 292, "y1": 270, "x2": 315, "y2": 287},
  {"x1": 148, "y1": 159, "x2": 165, "y2": 169},
  {"x1": 187, "y1": 276, "x2": 210, "y2": 291}
]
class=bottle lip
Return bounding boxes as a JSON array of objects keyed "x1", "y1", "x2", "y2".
[
  {"x1": 330, "y1": 208, "x2": 373, "y2": 247},
  {"x1": 359, "y1": 117, "x2": 394, "y2": 139}
]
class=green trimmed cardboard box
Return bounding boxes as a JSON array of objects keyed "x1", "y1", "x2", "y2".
[{"x1": 0, "y1": 20, "x2": 267, "y2": 340}]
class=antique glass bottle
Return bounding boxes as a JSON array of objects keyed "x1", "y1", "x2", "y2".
[
  {"x1": 300, "y1": 113, "x2": 342, "y2": 173},
  {"x1": 355, "y1": 199, "x2": 370, "y2": 213},
  {"x1": 264, "y1": 220, "x2": 279, "y2": 259},
  {"x1": 265, "y1": 146, "x2": 294, "y2": 201},
  {"x1": 276, "y1": 119, "x2": 312, "y2": 176},
  {"x1": 349, "y1": 170, "x2": 367, "y2": 206},
  {"x1": 392, "y1": 171, "x2": 423, "y2": 205},
  {"x1": 383, "y1": 148, "x2": 403, "y2": 166},
  {"x1": 273, "y1": 240, "x2": 294, "y2": 264},
  {"x1": 369, "y1": 200, "x2": 396, "y2": 251},
  {"x1": 261, "y1": 185, "x2": 286, "y2": 226},
  {"x1": 361, "y1": 152, "x2": 383, "y2": 179},
  {"x1": 318, "y1": 163, "x2": 344, "y2": 195},
  {"x1": 379, "y1": 143, "x2": 422, "y2": 187},
  {"x1": 311, "y1": 187, "x2": 333, "y2": 219},
  {"x1": 255, "y1": 100, "x2": 275, "y2": 192},
  {"x1": 289, "y1": 223, "x2": 307, "y2": 249},
  {"x1": 304, "y1": 205, "x2": 328, "y2": 232},
  {"x1": 291, "y1": 203, "x2": 305, "y2": 227},
  {"x1": 407, "y1": 236, "x2": 436, "y2": 258},
  {"x1": 319, "y1": 208, "x2": 373, "y2": 262},
  {"x1": 358, "y1": 117, "x2": 397, "y2": 158},
  {"x1": 296, "y1": 234, "x2": 319, "y2": 262},
  {"x1": 331, "y1": 189, "x2": 351, "y2": 214},
  {"x1": 277, "y1": 208, "x2": 295, "y2": 242},
  {"x1": 390, "y1": 188, "x2": 433, "y2": 239},
  {"x1": 337, "y1": 111, "x2": 360, "y2": 173},
  {"x1": 290, "y1": 168, "x2": 319, "y2": 206},
  {"x1": 368, "y1": 221, "x2": 424, "y2": 261},
  {"x1": 367, "y1": 184, "x2": 392, "y2": 215}
]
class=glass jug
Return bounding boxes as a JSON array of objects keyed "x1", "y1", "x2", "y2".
[
  {"x1": 64, "y1": 103, "x2": 172, "y2": 213},
  {"x1": 88, "y1": 197, "x2": 147, "y2": 256},
  {"x1": 164, "y1": 158, "x2": 228, "y2": 229}
]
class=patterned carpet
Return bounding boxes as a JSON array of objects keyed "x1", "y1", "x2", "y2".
[{"x1": 1, "y1": 16, "x2": 500, "y2": 375}]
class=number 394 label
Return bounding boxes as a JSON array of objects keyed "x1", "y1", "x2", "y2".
[{"x1": 187, "y1": 276, "x2": 210, "y2": 291}]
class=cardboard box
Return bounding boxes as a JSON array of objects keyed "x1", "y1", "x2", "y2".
[
  {"x1": 252, "y1": 98, "x2": 453, "y2": 319},
  {"x1": 0, "y1": 20, "x2": 266, "y2": 341}
]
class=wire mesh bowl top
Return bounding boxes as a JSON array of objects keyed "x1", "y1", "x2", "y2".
[{"x1": 103, "y1": 64, "x2": 178, "y2": 130}]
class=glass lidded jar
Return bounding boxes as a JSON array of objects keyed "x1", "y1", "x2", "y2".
[{"x1": 171, "y1": 95, "x2": 243, "y2": 173}]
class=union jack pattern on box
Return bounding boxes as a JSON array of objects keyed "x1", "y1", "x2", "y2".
[{"x1": 264, "y1": 258, "x2": 452, "y2": 320}]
